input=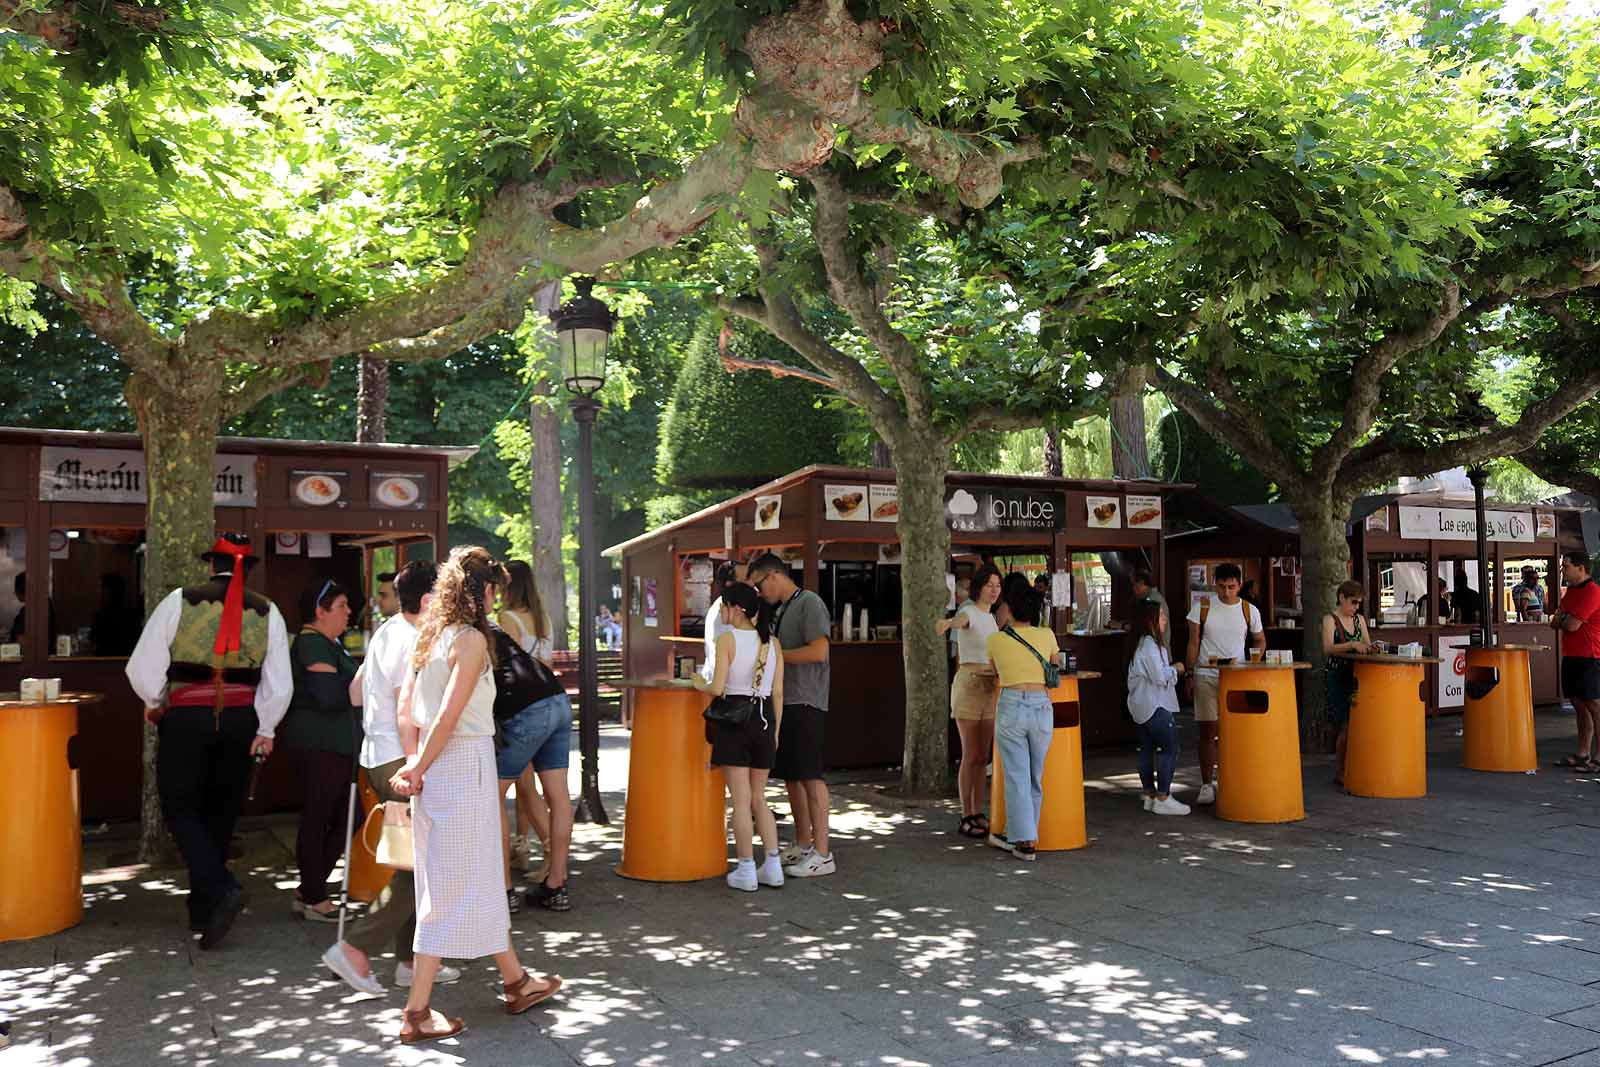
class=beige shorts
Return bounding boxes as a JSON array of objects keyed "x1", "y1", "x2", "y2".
[
  {"x1": 1194, "y1": 673, "x2": 1220, "y2": 723},
  {"x1": 950, "y1": 667, "x2": 998, "y2": 721}
]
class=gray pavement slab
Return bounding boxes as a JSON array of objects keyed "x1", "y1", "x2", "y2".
[{"x1": 10, "y1": 712, "x2": 1600, "y2": 1065}]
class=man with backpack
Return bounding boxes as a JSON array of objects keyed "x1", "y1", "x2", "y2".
[{"x1": 1184, "y1": 563, "x2": 1265, "y2": 805}]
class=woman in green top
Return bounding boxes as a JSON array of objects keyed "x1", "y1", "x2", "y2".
[
  {"x1": 282, "y1": 579, "x2": 362, "y2": 921},
  {"x1": 1323, "y1": 579, "x2": 1376, "y2": 789}
]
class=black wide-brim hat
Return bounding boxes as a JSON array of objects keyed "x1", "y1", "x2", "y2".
[{"x1": 200, "y1": 532, "x2": 261, "y2": 567}]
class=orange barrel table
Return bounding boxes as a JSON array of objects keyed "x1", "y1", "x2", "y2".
[
  {"x1": 1462, "y1": 644, "x2": 1542, "y2": 773},
  {"x1": 1216, "y1": 663, "x2": 1309, "y2": 823},
  {"x1": 0, "y1": 691, "x2": 99, "y2": 941},
  {"x1": 1339, "y1": 653, "x2": 1440, "y2": 799},
  {"x1": 989, "y1": 672, "x2": 1098, "y2": 852},
  {"x1": 615, "y1": 679, "x2": 728, "y2": 881}
]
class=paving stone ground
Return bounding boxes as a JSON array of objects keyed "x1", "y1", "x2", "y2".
[{"x1": 6, "y1": 709, "x2": 1600, "y2": 1066}]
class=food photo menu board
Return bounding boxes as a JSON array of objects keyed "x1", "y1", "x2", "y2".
[
  {"x1": 371, "y1": 470, "x2": 428, "y2": 510},
  {"x1": 289, "y1": 470, "x2": 350, "y2": 509},
  {"x1": 825, "y1": 484, "x2": 869, "y2": 522}
]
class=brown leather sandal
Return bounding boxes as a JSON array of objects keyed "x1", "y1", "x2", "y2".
[
  {"x1": 398, "y1": 1005, "x2": 464, "y2": 1044},
  {"x1": 503, "y1": 970, "x2": 563, "y2": 1015}
]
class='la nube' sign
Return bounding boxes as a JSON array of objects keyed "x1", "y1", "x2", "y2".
[{"x1": 945, "y1": 488, "x2": 1066, "y2": 533}]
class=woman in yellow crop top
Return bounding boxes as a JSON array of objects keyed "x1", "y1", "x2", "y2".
[{"x1": 983, "y1": 587, "x2": 1059, "y2": 861}]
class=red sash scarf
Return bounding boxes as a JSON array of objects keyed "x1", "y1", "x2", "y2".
[{"x1": 210, "y1": 537, "x2": 251, "y2": 657}]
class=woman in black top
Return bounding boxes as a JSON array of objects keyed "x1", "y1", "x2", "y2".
[{"x1": 280, "y1": 579, "x2": 362, "y2": 921}]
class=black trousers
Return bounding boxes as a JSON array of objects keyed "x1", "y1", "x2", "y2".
[
  {"x1": 157, "y1": 706, "x2": 258, "y2": 926},
  {"x1": 295, "y1": 748, "x2": 356, "y2": 906}
]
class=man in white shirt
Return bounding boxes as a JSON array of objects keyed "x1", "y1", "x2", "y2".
[
  {"x1": 125, "y1": 534, "x2": 291, "y2": 949},
  {"x1": 1184, "y1": 563, "x2": 1265, "y2": 805},
  {"x1": 322, "y1": 560, "x2": 462, "y2": 995}
]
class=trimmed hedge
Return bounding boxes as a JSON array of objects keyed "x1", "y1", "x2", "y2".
[
  {"x1": 656, "y1": 319, "x2": 852, "y2": 489},
  {"x1": 1153, "y1": 408, "x2": 1275, "y2": 505}
]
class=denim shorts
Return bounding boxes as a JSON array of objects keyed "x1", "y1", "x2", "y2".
[{"x1": 495, "y1": 692, "x2": 573, "y2": 779}]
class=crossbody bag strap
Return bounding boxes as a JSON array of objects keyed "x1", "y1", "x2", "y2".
[{"x1": 1003, "y1": 625, "x2": 1053, "y2": 680}]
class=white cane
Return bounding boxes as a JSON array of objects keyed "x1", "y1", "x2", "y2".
[{"x1": 335, "y1": 780, "x2": 359, "y2": 944}]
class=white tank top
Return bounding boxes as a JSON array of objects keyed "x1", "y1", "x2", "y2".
[
  {"x1": 412, "y1": 625, "x2": 496, "y2": 738},
  {"x1": 721, "y1": 628, "x2": 775, "y2": 697}
]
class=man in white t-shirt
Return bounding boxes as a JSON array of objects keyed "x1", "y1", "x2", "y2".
[
  {"x1": 1185, "y1": 563, "x2": 1265, "y2": 805},
  {"x1": 323, "y1": 560, "x2": 462, "y2": 995}
]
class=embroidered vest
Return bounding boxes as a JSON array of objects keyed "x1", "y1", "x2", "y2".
[{"x1": 166, "y1": 577, "x2": 272, "y2": 686}]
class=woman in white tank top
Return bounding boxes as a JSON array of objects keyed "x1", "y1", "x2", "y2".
[
  {"x1": 936, "y1": 564, "x2": 1003, "y2": 839},
  {"x1": 693, "y1": 581, "x2": 787, "y2": 892},
  {"x1": 388, "y1": 548, "x2": 561, "y2": 1042}
]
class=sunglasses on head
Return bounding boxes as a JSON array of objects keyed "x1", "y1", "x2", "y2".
[{"x1": 316, "y1": 578, "x2": 335, "y2": 607}]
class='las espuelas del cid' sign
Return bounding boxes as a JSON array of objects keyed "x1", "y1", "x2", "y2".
[
  {"x1": 1396, "y1": 505, "x2": 1535, "y2": 544},
  {"x1": 945, "y1": 488, "x2": 1066, "y2": 533}
]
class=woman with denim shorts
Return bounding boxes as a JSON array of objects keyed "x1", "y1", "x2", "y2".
[
  {"x1": 984, "y1": 588, "x2": 1059, "y2": 861},
  {"x1": 489, "y1": 623, "x2": 574, "y2": 913}
]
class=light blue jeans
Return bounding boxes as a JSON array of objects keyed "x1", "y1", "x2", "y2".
[{"x1": 995, "y1": 688, "x2": 1053, "y2": 843}]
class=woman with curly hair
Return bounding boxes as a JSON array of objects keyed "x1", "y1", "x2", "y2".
[{"x1": 389, "y1": 547, "x2": 562, "y2": 1043}]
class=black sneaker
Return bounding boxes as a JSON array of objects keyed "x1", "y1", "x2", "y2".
[
  {"x1": 986, "y1": 831, "x2": 1012, "y2": 853},
  {"x1": 526, "y1": 880, "x2": 571, "y2": 912},
  {"x1": 506, "y1": 888, "x2": 522, "y2": 915},
  {"x1": 1013, "y1": 842, "x2": 1037, "y2": 862}
]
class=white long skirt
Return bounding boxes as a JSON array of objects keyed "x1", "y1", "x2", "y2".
[{"x1": 412, "y1": 735, "x2": 510, "y2": 959}]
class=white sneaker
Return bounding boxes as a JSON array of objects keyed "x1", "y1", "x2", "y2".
[
  {"x1": 395, "y1": 961, "x2": 461, "y2": 987},
  {"x1": 1195, "y1": 783, "x2": 1217, "y2": 806},
  {"x1": 1152, "y1": 796, "x2": 1191, "y2": 816},
  {"x1": 779, "y1": 844, "x2": 810, "y2": 865},
  {"x1": 726, "y1": 865, "x2": 758, "y2": 892},
  {"x1": 322, "y1": 943, "x2": 385, "y2": 996},
  {"x1": 1141, "y1": 795, "x2": 1154, "y2": 812},
  {"x1": 784, "y1": 852, "x2": 836, "y2": 878},
  {"x1": 757, "y1": 858, "x2": 785, "y2": 888}
]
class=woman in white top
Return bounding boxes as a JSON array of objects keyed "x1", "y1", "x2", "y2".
[
  {"x1": 936, "y1": 564, "x2": 1002, "y2": 839},
  {"x1": 390, "y1": 547, "x2": 561, "y2": 1043},
  {"x1": 1126, "y1": 599, "x2": 1189, "y2": 815},
  {"x1": 693, "y1": 581, "x2": 786, "y2": 892},
  {"x1": 495, "y1": 560, "x2": 555, "y2": 881},
  {"x1": 701, "y1": 561, "x2": 747, "y2": 679}
]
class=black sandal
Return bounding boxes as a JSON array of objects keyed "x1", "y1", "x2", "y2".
[
  {"x1": 972, "y1": 814, "x2": 990, "y2": 832},
  {"x1": 1556, "y1": 754, "x2": 1587, "y2": 769}
]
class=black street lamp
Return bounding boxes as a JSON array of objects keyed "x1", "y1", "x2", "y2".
[
  {"x1": 552, "y1": 276, "x2": 615, "y2": 824},
  {"x1": 1467, "y1": 464, "x2": 1493, "y2": 648}
]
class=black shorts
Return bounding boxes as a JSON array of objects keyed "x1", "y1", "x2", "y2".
[
  {"x1": 1563, "y1": 656, "x2": 1600, "y2": 701},
  {"x1": 708, "y1": 701, "x2": 777, "y2": 770},
  {"x1": 772, "y1": 703, "x2": 827, "y2": 781}
]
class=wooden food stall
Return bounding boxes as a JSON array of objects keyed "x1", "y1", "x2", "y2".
[
  {"x1": 1165, "y1": 490, "x2": 1587, "y2": 715},
  {"x1": 606, "y1": 465, "x2": 1185, "y2": 761},
  {"x1": 0, "y1": 427, "x2": 471, "y2": 819}
]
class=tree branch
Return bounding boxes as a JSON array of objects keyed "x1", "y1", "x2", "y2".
[
  {"x1": 1310, "y1": 283, "x2": 1462, "y2": 485},
  {"x1": 851, "y1": 190, "x2": 962, "y2": 228},
  {"x1": 220, "y1": 362, "x2": 331, "y2": 422},
  {"x1": 1150, "y1": 360, "x2": 1300, "y2": 487},
  {"x1": 714, "y1": 320, "x2": 839, "y2": 387},
  {"x1": 809, "y1": 170, "x2": 934, "y2": 426},
  {"x1": 1519, "y1": 445, "x2": 1600, "y2": 502},
  {"x1": 1340, "y1": 356, "x2": 1600, "y2": 492},
  {"x1": 1070, "y1": 152, "x2": 1215, "y2": 210}
]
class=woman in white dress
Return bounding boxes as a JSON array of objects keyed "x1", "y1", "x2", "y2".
[
  {"x1": 390, "y1": 547, "x2": 561, "y2": 1043},
  {"x1": 495, "y1": 560, "x2": 555, "y2": 881}
]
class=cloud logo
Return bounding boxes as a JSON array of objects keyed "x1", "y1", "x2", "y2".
[{"x1": 947, "y1": 489, "x2": 979, "y2": 516}]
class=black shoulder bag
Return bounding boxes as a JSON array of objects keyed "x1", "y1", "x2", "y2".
[
  {"x1": 703, "y1": 638, "x2": 770, "y2": 726},
  {"x1": 1003, "y1": 625, "x2": 1061, "y2": 688}
]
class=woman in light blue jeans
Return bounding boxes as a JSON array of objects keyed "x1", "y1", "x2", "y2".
[{"x1": 984, "y1": 587, "x2": 1058, "y2": 861}]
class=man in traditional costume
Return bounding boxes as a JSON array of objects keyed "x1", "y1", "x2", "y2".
[{"x1": 126, "y1": 533, "x2": 291, "y2": 948}]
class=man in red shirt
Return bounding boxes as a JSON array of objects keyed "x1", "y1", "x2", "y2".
[{"x1": 1553, "y1": 551, "x2": 1600, "y2": 770}]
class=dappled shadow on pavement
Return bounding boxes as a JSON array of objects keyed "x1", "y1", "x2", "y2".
[{"x1": 6, "y1": 711, "x2": 1600, "y2": 1064}]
